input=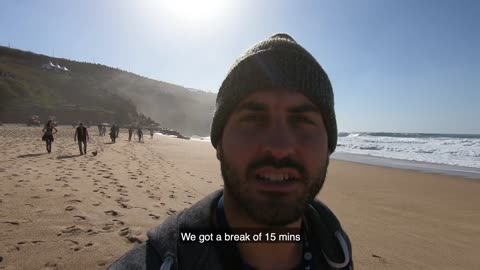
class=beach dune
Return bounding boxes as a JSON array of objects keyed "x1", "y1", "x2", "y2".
[{"x1": 0, "y1": 125, "x2": 478, "y2": 269}]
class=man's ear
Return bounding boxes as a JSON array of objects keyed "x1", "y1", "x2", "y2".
[
  {"x1": 216, "y1": 143, "x2": 222, "y2": 161},
  {"x1": 325, "y1": 149, "x2": 330, "y2": 167}
]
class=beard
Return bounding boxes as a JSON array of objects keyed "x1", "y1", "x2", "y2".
[{"x1": 219, "y1": 150, "x2": 329, "y2": 227}]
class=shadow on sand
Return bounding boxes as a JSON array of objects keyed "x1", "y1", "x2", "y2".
[
  {"x1": 57, "y1": 154, "x2": 82, "y2": 160},
  {"x1": 17, "y1": 153, "x2": 47, "y2": 158},
  {"x1": 104, "y1": 142, "x2": 116, "y2": 144}
]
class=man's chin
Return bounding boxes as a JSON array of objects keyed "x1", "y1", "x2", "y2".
[{"x1": 242, "y1": 195, "x2": 306, "y2": 227}]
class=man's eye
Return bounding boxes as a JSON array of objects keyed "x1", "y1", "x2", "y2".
[
  {"x1": 239, "y1": 114, "x2": 266, "y2": 123},
  {"x1": 291, "y1": 115, "x2": 316, "y2": 125}
]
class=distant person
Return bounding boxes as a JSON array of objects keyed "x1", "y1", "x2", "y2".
[
  {"x1": 98, "y1": 124, "x2": 102, "y2": 136},
  {"x1": 42, "y1": 120, "x2": 57, "y2": 154},
  {"x1": 74, "y1": 122, "x2": 89, "y2": 155},
  {"x1": 149, "y1": 128, "x2": 154, "y2": 139},
  {"x1": 128, "y1": 126, "x2": 134, "y2": 141},
  {"x1": 110, "y1": 125, "x2": 117, "y2": 143},
  {"x1": 116, "y1": 125, "x2": 120, "y2": 138},
  {"x1": 102, "y1": 125, "x2": 107, "y2": 137},
  {"x1": 137, "y1": 127, "x2": 143, "y2": 142},
  {"x1": 110, "y1": 34, "x2": 353, "y2": 269}
]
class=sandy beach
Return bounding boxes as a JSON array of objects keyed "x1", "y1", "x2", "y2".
[{"x1": 0, "y1": 125, "x2": 479, "y2": 270}]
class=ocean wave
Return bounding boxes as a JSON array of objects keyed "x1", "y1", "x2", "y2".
[
  {"x1": 338, "y1": 132, "x2": 480, "y2": 139},
  {"x1": 358, "y1": 145, "x2": 383, "y2": 150},
  {"x1": 336, "y1": 133, "x2": 480, "y2": 168}
]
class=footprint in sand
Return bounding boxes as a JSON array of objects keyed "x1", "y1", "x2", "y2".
[
  {"x1": 118, "y1": 202, "x2": 132, "y2": 209},
  {"x1": 371, "y1": 254, "x2": 387, "y2": 263},
  {"x1": 3, "y1": 221, "x2": 20, "y2": 225},
  {"x1": 65, "y1": 239, "x2": 82, "y2": 251},
  {"x1": 86, "y1": 228, "x2": 99, "y2": 235},
  {"x1": 97, "y1": 260, "x2": 108, "y2": 266},
  {"x1": 113, "y1": 219, "x2": 125, "y2": 226},
  {"x1": 5, "y1": 244, "x2": 20, "y2": 252},
  {"x1": 43, "y1": 261, "x2": 64, "y2": 270},
  {"x1": 115, "y1": 197, "x2": 129, "y2": 203},
  {"x1": 149, "y1": 213, "x2": 160, "y2": 219},
  {"x1": 118, "y1": 227, "x2": 130, "y2": 236},
  {"x1": 65, "y1": 206, "x2": 76, "y2": 211},
  {"x1": 58, "y1": 225, "x2": 83, "y2": 236},
  {"x1": 166, "y1": 209, "x2": 177, "y2": 215},
  {"x1": 73, "y1": 215, "x2": 87, "y2": 221},
  {"x1": 104, "y1": 210, "x2": 120, "y2": 216},
  {"x1": 118, "y1": 227, "x2": 143, "y2": 244}
]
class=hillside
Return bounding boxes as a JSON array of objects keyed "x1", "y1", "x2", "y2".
[{"x1": 0, "y1": 46, "x2": 217, "y2": 136}]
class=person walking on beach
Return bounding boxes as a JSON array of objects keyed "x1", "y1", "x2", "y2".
[
  {"x1": 74, "y1": 122, "x2": 89, "y2": 155},
  {"x1": 42, "y1": 120, "x2": 57, "y2": 154},
  {"x1": 109, "y1": 33, "x2": 353, "y2": 270},
  {"x1": 110, "y1": 125, "x2": 117, "y2": 143},
  {"x1": 128, "y1": 126, "x2": 134, "y2": 141},
  {"x1": 149, "y1": 128, "x2": 154, "y2": 139},
  {"x1": 137, "y1": 127, "x2": 143, "y2": 142}
]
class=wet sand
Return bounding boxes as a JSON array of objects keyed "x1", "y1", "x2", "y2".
[{"x1": 0, "y1": 125, "x2": 478, "y2": 269}]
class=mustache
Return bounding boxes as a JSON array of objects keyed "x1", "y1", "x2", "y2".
[{"x1": 247, "y1": 155, "x2": 306, "y2": 176}]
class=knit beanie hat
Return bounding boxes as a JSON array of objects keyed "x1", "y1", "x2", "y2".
[{"x1": 210, "y1": 33, "x2": 337, "y2": 153}]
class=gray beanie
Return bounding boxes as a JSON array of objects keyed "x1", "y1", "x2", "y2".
[{"x1": 211, "y1": 33, "x2": 337, "y2": 153}]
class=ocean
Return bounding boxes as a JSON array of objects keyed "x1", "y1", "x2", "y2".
[
  {"x1": 187, "y1": 132, "x2": 480, "y2": 177},
  {"x1": 336, "y1": 132, "x2": 480, "y2": 169}
]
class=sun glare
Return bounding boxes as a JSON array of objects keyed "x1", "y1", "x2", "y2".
[{"x1": 161, "y1": 0, "x2": 230, "y2": 25}]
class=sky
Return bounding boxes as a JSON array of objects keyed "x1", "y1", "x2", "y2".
[{"x1": 1, "y1": 0, "x2": 479, "y2": 134}]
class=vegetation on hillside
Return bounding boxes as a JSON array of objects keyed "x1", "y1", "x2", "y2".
[{"x1": 0, "y1": 46, "x2": 216, "y2": 136}]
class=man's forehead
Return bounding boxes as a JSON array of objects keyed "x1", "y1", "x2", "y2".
[{"x1": 234, "y1": 89, "x2": 317, "y2": 111}]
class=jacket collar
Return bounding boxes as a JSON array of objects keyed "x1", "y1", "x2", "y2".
[{"x1": 147, "y1": 189, "x2": 352, "y2": 270}]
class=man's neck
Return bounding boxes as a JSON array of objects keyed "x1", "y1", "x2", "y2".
[{"x1": 223, "y1": 191, "x2": 303, "y2": 270}]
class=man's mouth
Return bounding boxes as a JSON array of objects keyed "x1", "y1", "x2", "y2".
[{"x1": 253, "y1": 167, "x2": 301, "y2": 184}]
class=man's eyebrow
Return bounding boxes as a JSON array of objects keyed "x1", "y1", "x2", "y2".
[
  {"x1": 235, "y1": 101, "x2": 268, "y2": 112},
  {"x1": 289, "y1": 103, "x2": 321, "y2": 114}
]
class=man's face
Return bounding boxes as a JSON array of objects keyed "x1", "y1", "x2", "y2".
[{"x1": 217, "y1": 89, "x2": 330, "y2": 226}]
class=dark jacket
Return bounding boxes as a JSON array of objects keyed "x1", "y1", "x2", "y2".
[
  {"x1": 75, "y1": 126, "x2": 88, "y2": 141},
  {"x1": 109, "y1": 190, "x2": 353, "y2": 270}
]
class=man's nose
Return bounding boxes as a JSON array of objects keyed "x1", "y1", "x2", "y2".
[{"x1": 259, "y1": 120, "x2": 296, "y2": 159}]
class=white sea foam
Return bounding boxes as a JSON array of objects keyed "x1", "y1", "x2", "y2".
[
  {"x1": 189, "y1": 135, "x2": 211, "y2": 142},
  {"x1": 336, "y1": 133, "x2": 480, "y2": 168}
]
